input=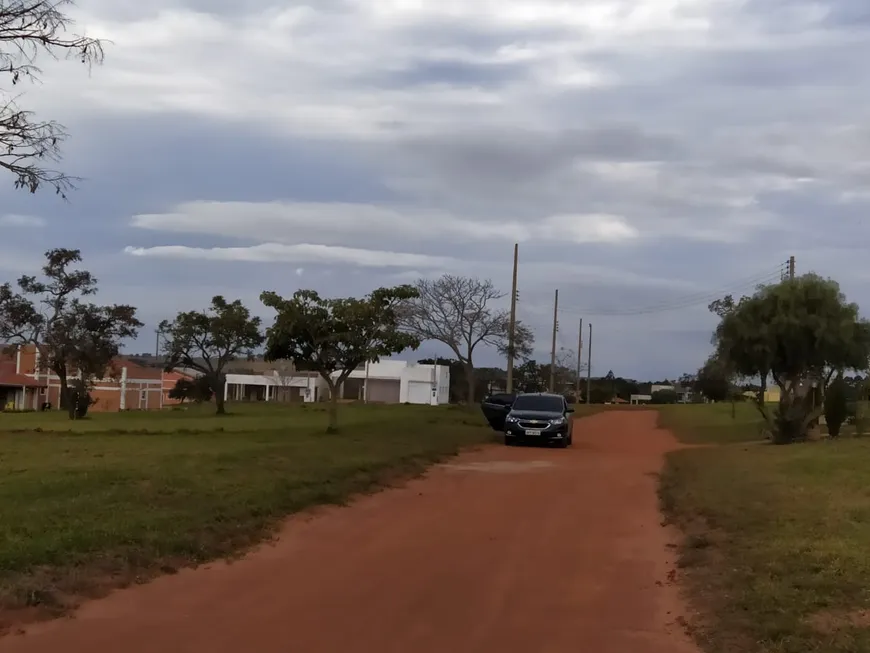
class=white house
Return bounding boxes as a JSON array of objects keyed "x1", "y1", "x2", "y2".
[
  {"x1": 330, "y1": 360, "x2": 450, "y2": 405},
  {"x1": 223, "y1": 360, "x2": 450, "y2": 406},
  {"x1": 224, "y1": 371, "x2": 320, "y2": 403}
]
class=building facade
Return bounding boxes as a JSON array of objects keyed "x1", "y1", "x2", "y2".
[
  {"x1": 223, "y1": 360, "x2": 451, "y2": 406},
  {"x1": 1, "y1": 344, "x2": 165, "y2": 412}
]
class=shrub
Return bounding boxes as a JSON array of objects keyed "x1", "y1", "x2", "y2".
[{"x1": 68, "y1": 379, "x2": 94, "y2": 419}]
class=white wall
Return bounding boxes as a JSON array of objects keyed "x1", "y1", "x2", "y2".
[
  {"x1": 327, "y1": 360, "x2": 450, "y2": 405},
  {"x1": 398, "y1": 362, "x2": 450, "y2": 405},
  {"x1": 228, "y1": 361, "x2": 453, "y2": 405},
  {"x1": 225, "y1": 372, "x2": 318, "y2": 402}
]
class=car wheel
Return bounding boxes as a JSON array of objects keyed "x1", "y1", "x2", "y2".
[
  {"x1": 505, "y1": 436, "x2": 515, "y2": 446},
  {"x1": 557, "y1": 437, "x2": 569, "y2": 448}
]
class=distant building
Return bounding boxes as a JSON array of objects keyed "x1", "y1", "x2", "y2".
[
  {"x1": 650, "y1": 383, "x2": 694, "y2": 403},
  {"x1": 224, "y1": 360, "x2": 451, "y2": 406},
  {"x1": 1, "y1": 344, "x2": 165, "y2": 411}
]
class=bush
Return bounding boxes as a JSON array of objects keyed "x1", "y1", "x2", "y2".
[
  {"x1": 825, "y1": 375, "x2": 848, "y2": 438},
  {"x1": 68, "y1": 379, "x2": 93, "y2": 419}
]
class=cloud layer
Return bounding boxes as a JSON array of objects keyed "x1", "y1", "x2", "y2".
[{"x1": 0, "y1": 0, "x2": 868, "y2": 378}]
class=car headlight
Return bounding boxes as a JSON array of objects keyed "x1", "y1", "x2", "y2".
[
  {"x1": 506, "y1": 416, "x2": 519, "y2": 423},
  {"x1": 550, "y1": 417, "x2": 566, "y2": 425}
]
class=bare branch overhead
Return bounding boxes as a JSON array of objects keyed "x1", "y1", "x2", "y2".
[{"x1": 0, "y1": 0, "x2": 104, "y2": 197}]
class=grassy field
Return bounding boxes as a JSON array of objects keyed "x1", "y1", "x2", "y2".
[
  {"x1": 658, "y1": 401, "x2": 766, "y2": 445},
  {"x1": 660, "y1": 404, "x2": 870, "y2": 653},
  {"x1": 0, "y1": 402, "x2": 494, "y2": 628}
]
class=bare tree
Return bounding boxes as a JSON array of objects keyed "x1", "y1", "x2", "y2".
[
  {"x1": 398, "y1": 275, "x2": 534, "y2": 404},
  {"x1": 271, "y1": 359, "x2": 302, "y2": 403},
  {"x1": 0, "y1": 0, "x2": 104, "y2": 197}
]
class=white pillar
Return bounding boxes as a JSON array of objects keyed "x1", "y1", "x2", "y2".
[
  {"x1": 15, "y1": 346, "x2": 21, "y2": 374},
  {"x1": 119, "y1": 367, "x2": 128, "y2": 410},
  {"x1": 431, "y1": 364, "x2": 438, "y2": 406},
  {"x1": 224, "y1": 379, "x2": 229, "y2": 403}
]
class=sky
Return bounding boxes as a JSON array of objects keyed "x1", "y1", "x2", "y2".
[{"x1": 1, "y1": 0, "x2": 869, "y2": 381}]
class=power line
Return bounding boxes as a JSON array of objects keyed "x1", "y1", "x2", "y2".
[{"x1": 549, "y1": 263, "x2": 788, "y2": 318}]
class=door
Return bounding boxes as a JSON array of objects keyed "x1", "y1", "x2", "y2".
[
  {"x1": 407, "y1": 381, "x2": 431, "y2": 405},
  {"x1": 366, "y1": 379, "x2": 401, "y2": 403},
  {"x1": 480, "y1": 393, "x2": 516, "y2": 431}
]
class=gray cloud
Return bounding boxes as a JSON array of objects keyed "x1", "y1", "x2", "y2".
[
  {"x1": 1, "y1": 0, "x2": 869, "y2": 380},
  {"x1": 369, "y1": 59, "x2": 531, "y2": 89}
]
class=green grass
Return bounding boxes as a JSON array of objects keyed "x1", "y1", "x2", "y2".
[
  {"x1": 659, "y1": 405, "x2": 870, "y2": 653},
  {"x1": 658, "y1": 401, "x2": 767, "y2": 444},
  {"x1": 0, "y1": 402, "x2": 494, "y2": 625}
]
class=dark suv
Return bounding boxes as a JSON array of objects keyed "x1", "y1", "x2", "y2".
[{"x1": 481, "y1": 392, "x2": 574, "y2": 448}]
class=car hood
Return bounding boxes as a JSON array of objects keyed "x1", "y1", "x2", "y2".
[{"x1": 508, "y1": 410, "x2": 564, "y2": 420}]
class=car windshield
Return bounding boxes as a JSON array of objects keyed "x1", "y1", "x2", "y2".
[{"x1": 511, "y1": 395, "x2": 564, "y2": 412}]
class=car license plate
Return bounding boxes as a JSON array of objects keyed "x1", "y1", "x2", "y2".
[{"x1": 525, "y1": 429, "x2": 542, "y2": 436}]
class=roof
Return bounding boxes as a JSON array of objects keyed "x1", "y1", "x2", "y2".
[
  {"x1": 108, "y1": 357, "x2": 163, "y2": 380},
  {"x1": 225, "y1": 373, "x2": 312, "y2": 388},
  {"x1": 0, "y1": 371, "x2": 44, "y2": 388}
]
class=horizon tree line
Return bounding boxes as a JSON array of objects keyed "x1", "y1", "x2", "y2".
[{"x1": 1, "y1": 249, "x2": 535, "y2": 430}]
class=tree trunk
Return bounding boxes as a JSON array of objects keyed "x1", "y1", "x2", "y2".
[
  {"x1": 58, "y1": 375, "x2": 76, "y2": 420},
  {"x1": 465, "y1": 364, "x2": 476, "y2": 404},
  {"x1": 212, "y1": 373, "x2": 227, "y2": 415},
  {"x1": 327, "y1": 383, "x2": 339, "y2": 434},
  {"x1": 215, "y1": 392, "x2": 226, "y2": 415}
]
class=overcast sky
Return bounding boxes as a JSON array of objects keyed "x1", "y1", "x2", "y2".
[{"x1": 1, "y1": 0, "x2": 869, "y2": 380}]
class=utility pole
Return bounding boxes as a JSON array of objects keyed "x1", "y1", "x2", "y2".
[
  {"x1": 506, "y1": 243, "x2": 519, "y2": 393},
  {"x1": 586, "y1": 322, "x2": 592, "y2": 405},
  {"x1": 575, "y1": 319, "x2": 583, "y2": 398},
  {"x1": 549, "y1": 289, "x2": 559, "y2": 392},
  {"x1": 154, "y1": 327, "x2": 162, "y2": 358},
  {"x1": 788, "y1": 255, "x2": 795, "y2": 280}
]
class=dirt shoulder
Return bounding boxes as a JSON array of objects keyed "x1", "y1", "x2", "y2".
[{"x1": 1, "y1": 411, "x2": 699, "y2": 653}]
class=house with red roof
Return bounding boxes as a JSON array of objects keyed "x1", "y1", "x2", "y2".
[
  {"x1": 0, "y1": 354, "x2": 45, "y2": 411},
  {"x1": 1, "y1": 344, "x2": 168, "y2": 412}
]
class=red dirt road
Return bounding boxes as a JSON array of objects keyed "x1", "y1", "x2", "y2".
[{"x1": 0, "y1": 411, "x2": 698, "y2": 653}]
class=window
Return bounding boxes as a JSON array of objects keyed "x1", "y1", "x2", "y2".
[{"x1": 511, "y1": 394, "x2": 564, "y2": 412}]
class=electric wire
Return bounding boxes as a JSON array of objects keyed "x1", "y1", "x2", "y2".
[{"x1": 521, "y1": 261, "x2": 788, "y2": 321}]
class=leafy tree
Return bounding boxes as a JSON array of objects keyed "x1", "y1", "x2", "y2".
[
  {"x1": 261, "y1": 286, "x2": 420, "y2": 433},
  {"x1": 160, "y1": 296, "x2": 264, "y2": 415},
  {"x1": 678, "y1": 372, "x2": 696, "y2": 387},
  {"x1": 397, "y1": 275, "x2": 533, "y2": 404},
  {"x1": 515, "y1": 359, "x2": 545, "y2": 393},
  {"x1": 695, "y1": 355, "x2": 732, "y2": 402},
  {"x1": 168, "y1": 376, "x2": 213, "y2": 404},
  {"x1": 0, "y1": 249, "x2": 141, "y2": 419},
  {"x1": 0, "y1": 0, "x2": 104, "y2": 197},
  {"x1": 825, "y1": 373, "x2": 848, "y2": 438},
  {"x1": 651, "y1": 389, "x2": 679, "y2": 404},
  {"x1": 67, "y1": 378, "x2": 92, "y2": 418},
  {"x1": 588, "y1": 385, "x2": 611, "y2": 404},
  {"x1": 712, "y1": 274, "x2": 870, "y2": 443}
]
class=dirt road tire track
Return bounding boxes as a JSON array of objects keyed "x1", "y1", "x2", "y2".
[{"x1": 0, "y1": 410, "x2": 699, "y2": 653}]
